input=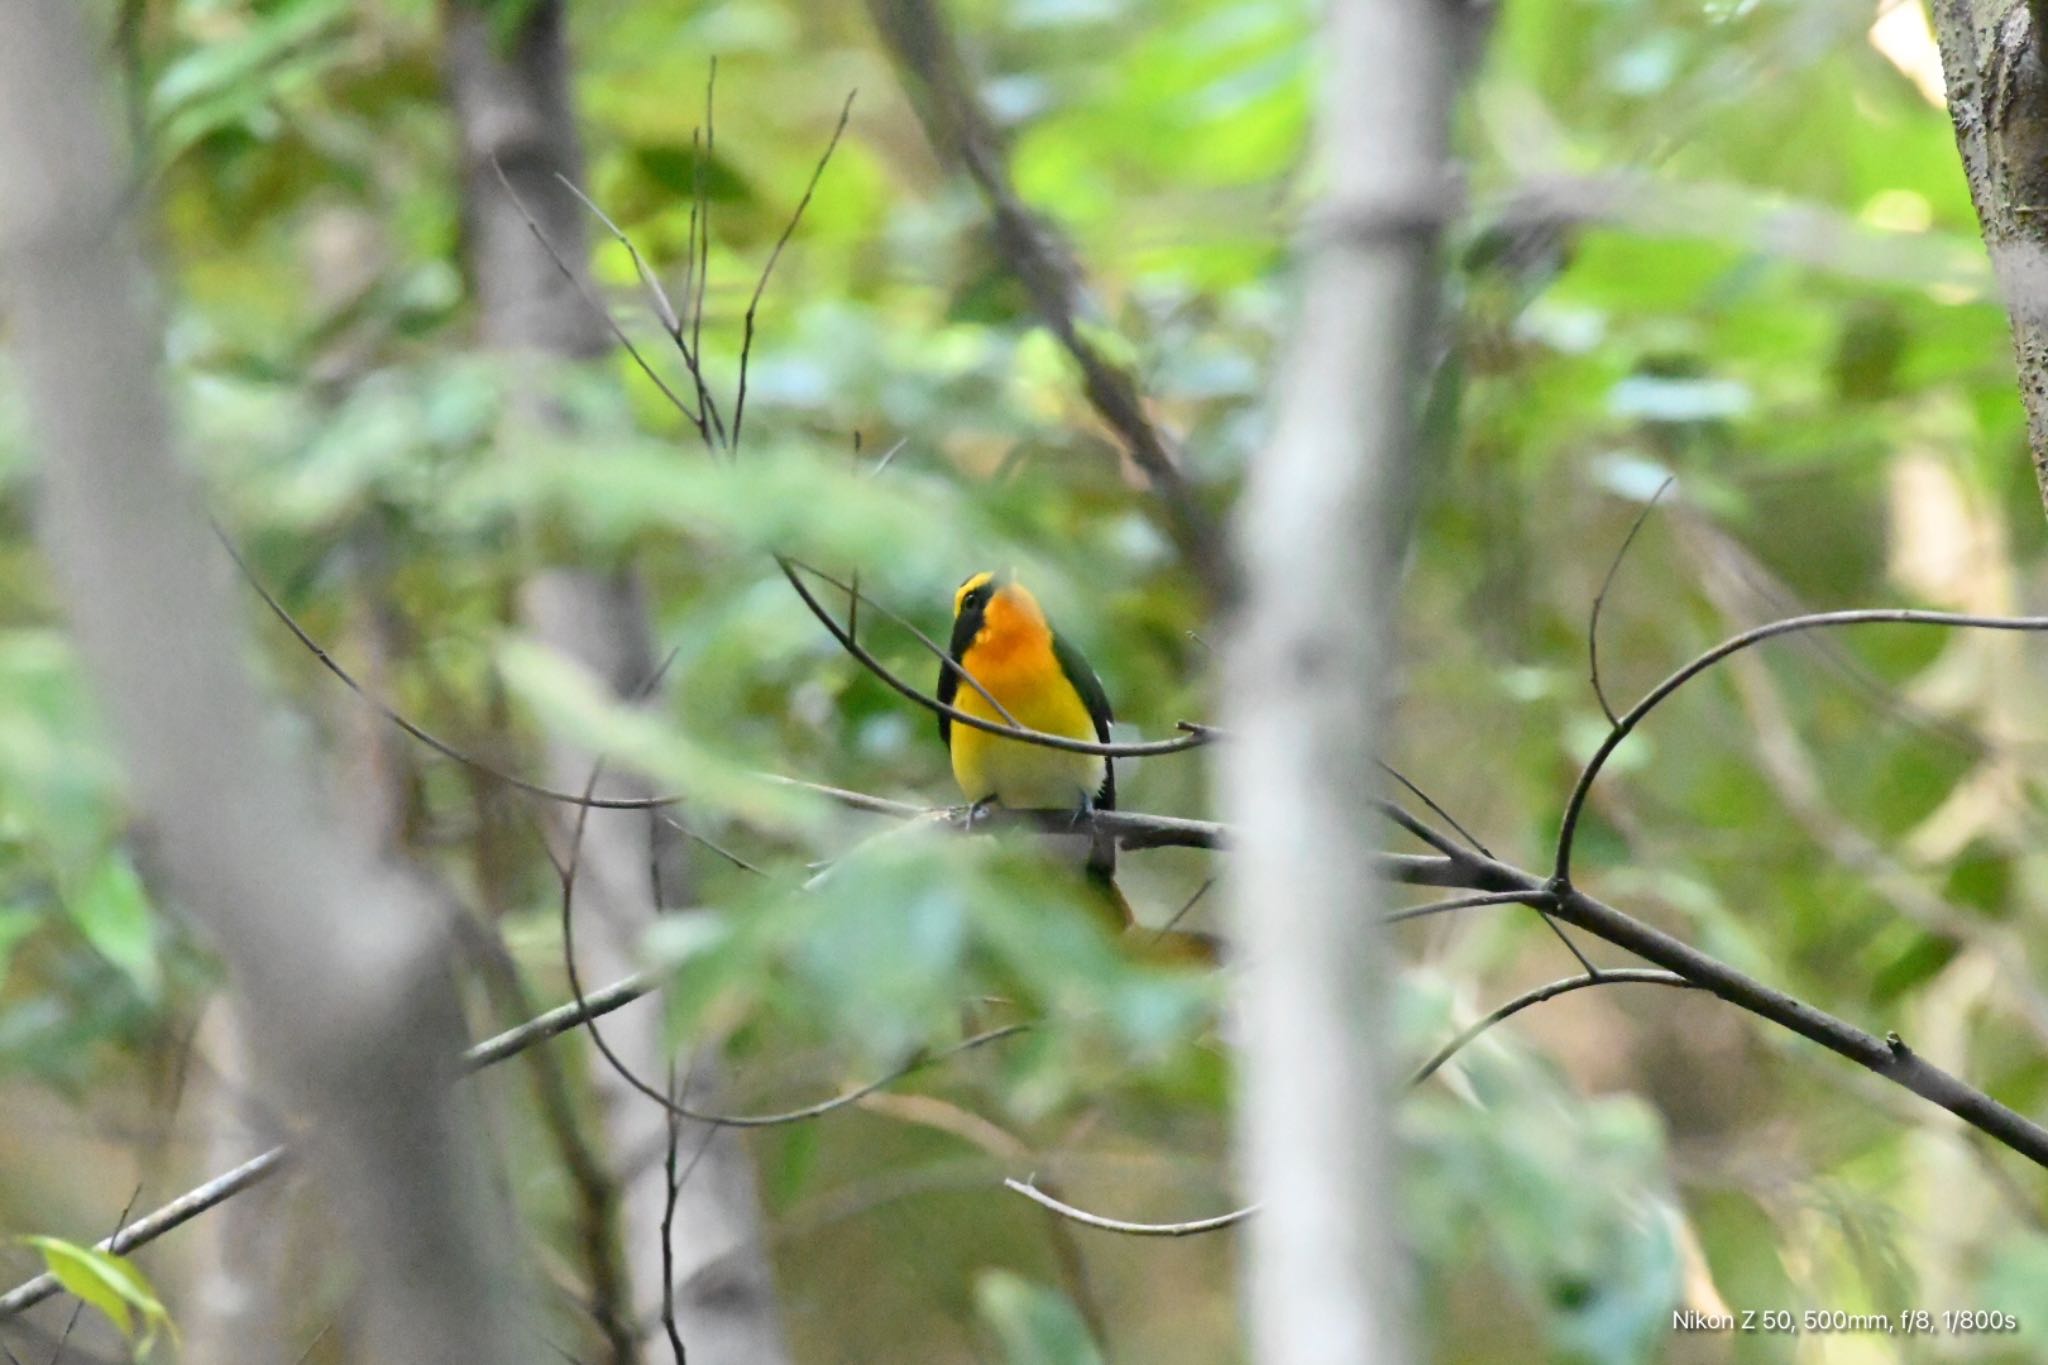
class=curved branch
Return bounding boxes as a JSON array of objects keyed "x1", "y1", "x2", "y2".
[
  {"x1": 226, "y1": 527, "x2": 1217, "y2": 816},
  {"x1": 220, "y1": 524, "x2": 684, "y2": 810},
  {"x1": 1407, "y1": 968, "x2": 1694, "y2": 1086},
  {"x1": 558, "y1": 759, "x2": 1033, "y2": 1129},
  {"x1": 781, "y1": 556, "x2": 1027, "y2": 729},
  {"x1": 1001, "y1": 1178, "x2": 1256, "y2": 1237},
  {"x1": 777, "y1": 556, "x2": 1215, "y2": 758},
  {"x1": 1587, "y1": 475, "x2": 1674, "y2": 726},
  {"x1": 732, "y1": 93, "x2": 855, "y2": 449},
  {"x1": 1555, "y1": 608, "x2": 2048, "y2": 883}
]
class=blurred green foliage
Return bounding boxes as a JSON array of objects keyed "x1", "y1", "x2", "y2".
[{"x1": 4, "y1": 0, "x2": 2048, "y2": 1360}]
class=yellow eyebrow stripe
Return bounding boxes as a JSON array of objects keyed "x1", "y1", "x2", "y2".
[{"x1": 953, "y1": 570, "x2": 994, "y2": 618}]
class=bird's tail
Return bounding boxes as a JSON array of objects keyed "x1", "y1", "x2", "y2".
[
  {"x1": 1086, "y1": 859, "x2": 1136, "y2": 933},
  {"x1": 1085, "y1": 838, "x2": 1222, "y2": 963}
]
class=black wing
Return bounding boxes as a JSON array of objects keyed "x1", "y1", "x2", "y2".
[
  {"x1": 936, "y1": 648, "x2": 960, "y2": 749},
  {"x1": 938, "y1": 600, "x2": 985, "y2": 749},
  {"x1": 1051, "y1": 629, "x2": 1116, "y2": 810}
]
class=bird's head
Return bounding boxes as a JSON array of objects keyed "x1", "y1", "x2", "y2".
[{"x1": 950, "y1": 568, "x2": 1046, "y2": 656}]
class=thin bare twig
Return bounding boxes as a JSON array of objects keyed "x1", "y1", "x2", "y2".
[
  {"x1": 219, "y1": 525, "x2": 686, "y2": 811},
  {"x1": 659, "y1": 1063, "x2": 688, "y2": 1365},
  {"x1": 1002, "y1": 1177, "x2": 1256, "y2": 1237},
  {"x1": 559, "y1": 743, "x2": 1039, "y2": 1129},
  {"x1": 45, "y1": 1187, "x2": 141, "y2": 1364},
  {"x1": 1373, "y1": 797, "x2": 1471, "y2": 860},
  {"x1": 551, "y1": 173, "x2": 713, "y2": 448},
  {"x1": 731, "y1": 92, "x2": 855, "y2": 449},
  {"x1": 1587, "y1": 475, "x2": 1675, "y2": 726},
  {"x1": 660, "y1": 814, "x2": 769, "y2": 878},
  {"x1": 865, "y1": 436, "x2": 910, "y2": 478},
  {"x1": 1153, "y1": 878, "x2": 1214, "y2": 942},
  {"x1": 1382, "y1": 889, "x2": 1555, "y2": 925},
  {"x1": 1407, "y1": 968, "x2": 1694, "y2": 1086},
  {"x1": 694, "y1": 62, "x2": 716, "y2": 440},
  {"x1": 490, "y1": 158, "x2": 704, "y2": 434},
  {"x1": 1379, "y1": 798, "x2": 1595, "y2": 967},
  {"x1": 1374, "y1": 758, "x2": 1490, "y2": 857},
  {"x1": 784, "y1": 556, "x2": 1025, "y2": 728}
]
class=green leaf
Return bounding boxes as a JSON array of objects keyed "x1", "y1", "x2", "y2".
[
  {"x1": 66, "y1": 853, "x2": 160, "y2": 1001},
  {"x1": 974, "y1": 1269, "x2": 1104, "y2": 1365},
  {"x1": 21, "y1": 1235, "x2": 174, "y2": 1348},
  {"x1": 149, "y1": 0, "x2": 353, "y2": 166}
]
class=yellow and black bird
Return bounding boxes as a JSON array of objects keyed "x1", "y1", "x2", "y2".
[{"x1": 939, "y1": 570, "x2": 1129, "y2": 927}]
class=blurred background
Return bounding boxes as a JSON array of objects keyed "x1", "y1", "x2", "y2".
[{"x1": 4, "y1": 0, "x2": 2048, "y2": 1360}]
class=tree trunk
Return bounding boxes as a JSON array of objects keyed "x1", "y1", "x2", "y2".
[
  {"x1": 1931, "y1": 0, "x2": 2048, "y2": 511},
  {"x1": 0, "y1": 4, "x2": 531, "y2": 1361},
  {"x1": 181, "y1": 1002, "x2": 289, "y2": 1365},
  {"x1": 1216, "y1": 0, "x2": 1455, "y2": 1359},
  {"x1": 441, "y1": 3, "x2": 790, "y2": 1360}
]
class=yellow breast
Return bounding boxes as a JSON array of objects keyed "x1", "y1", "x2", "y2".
[{"x1": 950, "y1": 639, "x2": 1105, "y2": 810}]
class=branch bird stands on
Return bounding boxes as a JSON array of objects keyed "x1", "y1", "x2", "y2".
[
  {"x1": 14, "y1": 532, "x2": 2048, "y2": 1305},
  {"x1": 37, "y1": 78, "x2": 2048, "y2": 1320}
]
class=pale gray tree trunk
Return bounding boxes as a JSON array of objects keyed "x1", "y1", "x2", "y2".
[
  {"x1": 1929, "y1": 0, "x2": 2048, "y2": 513},
  {"x1": 0, "y1": 4, "x2": 532, "y2": 1362},
  {"x1": 1217, "y1": 0, "x2": 1455, "y2": 1360},
  {"x1": 181, "y1": 1001, "x2": 289, "y2": 1365},
  {"x1": 442, "y1": 3, "x2": 789, "y2": 1360}
]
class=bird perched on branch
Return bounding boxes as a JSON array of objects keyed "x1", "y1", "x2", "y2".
[{"x1": 940, "y1": 570, "x2": 1129, "y2": 928}]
